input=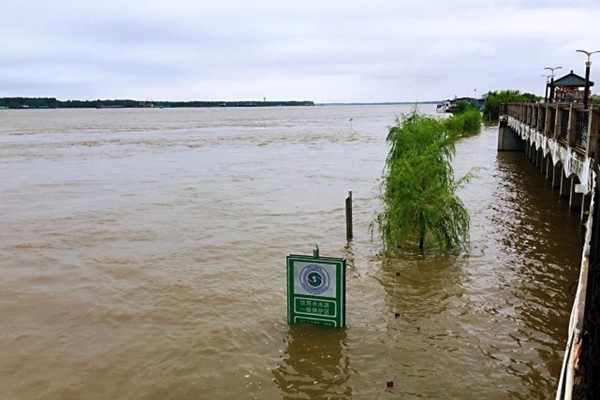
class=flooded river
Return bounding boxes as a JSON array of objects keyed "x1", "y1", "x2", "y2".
[{"x1": 0, "y1": 105, "x2": 582, "y2": 399}]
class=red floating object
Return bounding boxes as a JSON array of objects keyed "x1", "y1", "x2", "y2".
[
  {"x1": 395, "y1": 272, "x2": 400, "y2": 277},
  {"x1": 386, "y1": 381, "x2": 394, "y2": 388},
  {"x1": 394, "y1": 313, "x2": 400, "y2": 318}
]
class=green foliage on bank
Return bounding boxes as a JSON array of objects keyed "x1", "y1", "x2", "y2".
[
  {"x1": 374, "y1": 111, "x2": 475, "y2": 251},
  {"x1": 483, "y1": 90, "x2": 539, "y2": 121},
  {"x1": 452, "y1": 99, "x2": 479, "y2": 114},
  {"x1": 445, "y1": 109, "x2": 482, "y2": 139}
]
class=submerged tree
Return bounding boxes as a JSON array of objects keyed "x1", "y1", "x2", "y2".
[{"x1": 375, "y1": 111, "x2": 472, "y2": 251}]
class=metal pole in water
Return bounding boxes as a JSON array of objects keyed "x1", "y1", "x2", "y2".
[
  {"x1": 313, "y1": 244, "x2": 319, "y2": 258},
  {"x1": 346, "y1": 190, "x2": 353, "y2": 240}
]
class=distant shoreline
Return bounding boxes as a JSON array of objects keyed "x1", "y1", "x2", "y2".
[
  {"x1": 0, "y1": 97, "x2": 315, "y2": 110},
  {"x1": 0, "y1": 97, "x2": 443, "y2": 110},
  {"x1": 318, "y1": 101, "x2": 441, "y2": 106}
]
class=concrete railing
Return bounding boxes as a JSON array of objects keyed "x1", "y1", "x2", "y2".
[
  {"x1": 555, "y1": 181, "x2": 594, "y2": 400},
  {"x1": 502, "y1": 103, "x2": 600, "y2": 161}
]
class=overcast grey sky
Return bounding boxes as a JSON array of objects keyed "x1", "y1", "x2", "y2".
[{"x1": 1, "y1": 0, "x2": 599, "y2": 102}]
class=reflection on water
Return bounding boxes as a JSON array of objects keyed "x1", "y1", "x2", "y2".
[
  {"x1": 380, "y1": 252, "x2": 465, "y2": 325},
  {"x1": 273, "y1": 325, "x2": 351, "y2": 399},
  {"x1": 0, "y1": 107, "x2": 583, "y2": 399},
  {"x1": 490, "y1": 151, "x2": 582, "y2": 400}
]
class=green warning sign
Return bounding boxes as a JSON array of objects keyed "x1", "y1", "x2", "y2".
[{"x1": 286, "y1": 254, "x2": 346, "y2": 328}]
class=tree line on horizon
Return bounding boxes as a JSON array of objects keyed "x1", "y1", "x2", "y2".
[
  {"x1": 0, "y1": 97, "x2": 315, "y2": 109},
  {"x1": 483, "y1": 90, "x2": 539, "y2": 121}
]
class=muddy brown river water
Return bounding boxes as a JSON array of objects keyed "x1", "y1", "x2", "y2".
[{"x1": 0, "y1": 105, "x2": 582, "y2": 399}]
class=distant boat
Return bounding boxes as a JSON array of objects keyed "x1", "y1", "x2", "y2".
[
  {"x1": 436, "y1": 97, "x2": 483, "y2": 113},
  {"x1": 436, "y1": 100, "x2": 452, "y2": 113}
]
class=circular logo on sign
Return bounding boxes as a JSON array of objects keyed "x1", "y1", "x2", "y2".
[{"x1": 300, "y1": 264, "x2": 330, "y2": 295}]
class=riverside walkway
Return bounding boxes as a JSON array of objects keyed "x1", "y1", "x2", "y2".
[{"x1": 499, "y1": 102, "x2": 600, "y2": 399}]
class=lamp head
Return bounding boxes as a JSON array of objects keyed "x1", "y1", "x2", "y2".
[
  {"x1": 576, "y1": 49, "x2": 600, "y2": 61},
  {"x1": 543, "y1": 66, "x2": 562, "y2": 78}
]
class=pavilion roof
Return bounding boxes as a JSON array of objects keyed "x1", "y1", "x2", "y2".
[{"x1": 551, "y1": 70, "x2": 594, "y2": 88}]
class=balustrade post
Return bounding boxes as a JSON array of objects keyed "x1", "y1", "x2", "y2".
[
  {"x1": 555, "y1": 105, "x2": 563, "y2": 140},
  {"x1": 540, "y1": 104, "x2": 546, "y2": 132},
  {"x1": 544, "y1": 103, "x2": 552, "y2": 136},
  {"x1": 588, "y1": 105, "x2": 599, "y2": 160},
  {"x1": 568, "y1": 103, "x2": 577, "y2": 147}
]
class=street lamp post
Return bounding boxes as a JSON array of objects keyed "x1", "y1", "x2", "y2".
[
  {"x1": 576, "y1": 49, "x2": 600, "y2": 109},
  {"x1": 544, "y1": 66, "x2": 562, "y2": 103},
  {"x1": 541, "y1": 74, "x2": 551, "y2": 103}
]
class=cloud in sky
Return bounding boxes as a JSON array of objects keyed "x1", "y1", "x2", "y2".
[{"x1": 1, "y1": 0, "x2": 599, "y2": 102}]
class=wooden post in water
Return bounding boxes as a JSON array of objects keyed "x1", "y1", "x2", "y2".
[{"x1": 345, "y1": 191, "x2": 353, "y2": 241}]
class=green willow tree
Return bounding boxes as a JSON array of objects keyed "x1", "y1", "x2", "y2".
[{"x1": 375, "y1": 111, "x2": 472, "y2": 251}]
